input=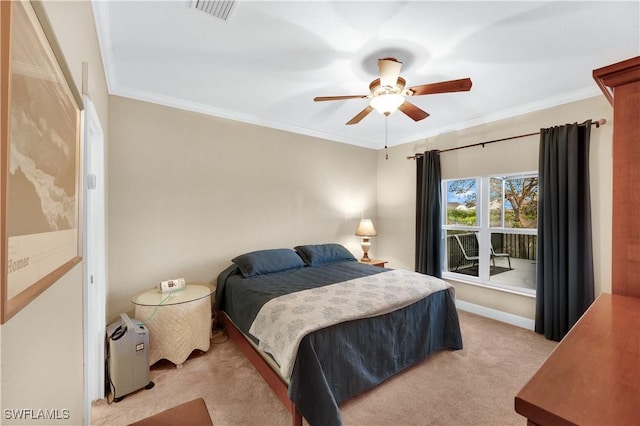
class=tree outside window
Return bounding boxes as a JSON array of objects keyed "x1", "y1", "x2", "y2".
[{"x1": 490, "y1": 175, "x2": 538, "y2": 228}]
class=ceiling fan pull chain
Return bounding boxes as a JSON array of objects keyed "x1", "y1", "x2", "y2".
[{"x1": 385, "y1": 116, "x2": 389, "y2": 160}]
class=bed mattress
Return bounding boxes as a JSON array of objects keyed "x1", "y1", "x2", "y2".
[{"x1": 216, "y1": 256, "x2": 463, "y2": 425}]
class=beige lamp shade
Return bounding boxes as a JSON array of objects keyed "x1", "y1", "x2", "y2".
[{"x1": 355, "y1": 219, "x2": 377, "y2": 236}]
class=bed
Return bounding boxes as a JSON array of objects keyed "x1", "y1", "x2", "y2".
[{"x1": 214, "y1": 244, "x2": 463, "y2": 426}]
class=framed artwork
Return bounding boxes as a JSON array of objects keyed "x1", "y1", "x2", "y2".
[{"x1": 1, "y1": 1, "x2": 84, "y2": 323}]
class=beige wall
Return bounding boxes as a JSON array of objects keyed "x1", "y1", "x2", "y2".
[
  {"x1": 377, "y1": 95, "x2": 613, "y2": 319},
  {"x1": 1, "y1": 1, "x2": 108, "y2": 424},
  {"x1": 107, "y1": 96, "x2": 378, "y2": 318},
  {"x1": 109, "y1": 93, "x2": 611, "y2": 324}
]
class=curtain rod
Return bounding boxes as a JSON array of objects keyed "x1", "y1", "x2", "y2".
[{"x1": 406, "y1": 118, "x2": 606, "y2": 160}]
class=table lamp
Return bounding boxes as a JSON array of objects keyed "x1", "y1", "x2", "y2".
[{"x1": 355, "y1": 219, "x2": 377, "y2": 262}]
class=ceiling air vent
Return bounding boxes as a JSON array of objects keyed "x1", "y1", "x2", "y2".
[{"x1": 193, "y1": 0, "x2": 236, "y2": 21}]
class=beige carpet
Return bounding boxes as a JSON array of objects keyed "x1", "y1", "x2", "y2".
[{"x1": 92, "y1": 310, "x2": 556, "y2": 425}]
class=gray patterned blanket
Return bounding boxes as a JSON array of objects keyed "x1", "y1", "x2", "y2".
[{"x1": 248, "y1": 268, "x2": 453, "y2": 379}]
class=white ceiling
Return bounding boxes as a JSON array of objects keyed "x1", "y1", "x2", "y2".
[{"x1": 92, "y1": 1, "x2": 640, "y2": 149}]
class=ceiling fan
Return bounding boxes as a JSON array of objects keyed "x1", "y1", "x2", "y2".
[{"x1": 314, "y1": 58, "x2": 472, "y2": 125}]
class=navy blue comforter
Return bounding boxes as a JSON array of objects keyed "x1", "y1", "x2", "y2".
[{"x1": 215, "y1": 261, "x2": 463, "y2": 426}]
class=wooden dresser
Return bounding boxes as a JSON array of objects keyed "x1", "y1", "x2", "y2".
[
  {"x1": 515, "y1": 294, "x2": 640, "y2": 425},
  {"x1": 593, "y1": 56, "x2": 640, "y2": 298},
  {"x1": 516, "y1": 56, "x2": 640, "y2": 425}
]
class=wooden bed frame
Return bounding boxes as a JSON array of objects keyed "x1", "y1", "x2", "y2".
[{"x1": 219, "y1": 310, "x2": 303, "y2": 426}]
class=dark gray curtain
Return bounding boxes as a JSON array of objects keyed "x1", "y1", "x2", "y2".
[
  {"x1": 416, "y1": 150, "x2": 442, "y2": 277},
  {"x1": 536, "y1": 121, "x2": 595, "y2": 341}
]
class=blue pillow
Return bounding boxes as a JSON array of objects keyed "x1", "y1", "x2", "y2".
[
  {"x1": 232, "y1": 248, "x2": 305, "y2": 278},
  {"x1": 294, "y1": 243, "x2": 356, "y2": 266}
]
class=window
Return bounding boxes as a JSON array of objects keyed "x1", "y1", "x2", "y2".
[
  {"x1": 446, "y1": 178, "x2": 478, "y2": 226},
  {"x1": 442, "y1": 173, "x2": 537, "y2": 294}
]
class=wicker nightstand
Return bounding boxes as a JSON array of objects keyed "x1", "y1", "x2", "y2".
[{"x1": 132, "y1": 283, "x2": 214, "y2": 366}]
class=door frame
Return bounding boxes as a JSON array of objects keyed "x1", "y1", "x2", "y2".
[{"x1": 82, "y1": 96, "x2": 106, "y2": 422}]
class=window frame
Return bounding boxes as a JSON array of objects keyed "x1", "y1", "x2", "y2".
[{"x1": 441, "y1": 171, "x2": 537, "y2": 295}]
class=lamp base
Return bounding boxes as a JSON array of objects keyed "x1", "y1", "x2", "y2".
[{"x1": 360, "y1": 237, "x2": 372, "y2": 262}]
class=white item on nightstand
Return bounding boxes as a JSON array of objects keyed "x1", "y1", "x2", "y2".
[{"x1": 158, "y1": 277, "x2": 186, "y2": 293}]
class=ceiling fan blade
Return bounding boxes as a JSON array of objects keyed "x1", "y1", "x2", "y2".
[
  {"x1": 409, "y1": 78, "x2": 472, "y2": 96},
  {"x1": 398, "y1": 101, "x2": 430, "y2": 122},
  {"x1": 378, "y1": 58, "x2": 402, "y2": 88},
  {"x1": 314, "y1": 94, "x2": 369, "y2": 102},
  {"x1": 346, "y1": 106, "x2": 374, "y2": 125}
]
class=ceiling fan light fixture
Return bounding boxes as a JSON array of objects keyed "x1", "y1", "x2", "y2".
[
  {"x1": 314, "y1": 58, "x2": 470, "y2": 125},
  {"x1": 370, "y1": 93, "x2": 404, "y2": 116}
]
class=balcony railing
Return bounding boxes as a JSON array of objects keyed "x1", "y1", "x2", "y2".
[{"x1": 447, "y1": 232, "x2": 537, "y2": 271}]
